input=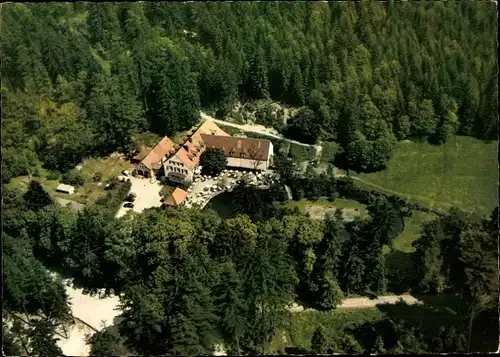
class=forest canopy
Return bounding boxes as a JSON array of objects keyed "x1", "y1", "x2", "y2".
[{"x1": 1, "y1": 1, "x2": 498, "y2": 180}]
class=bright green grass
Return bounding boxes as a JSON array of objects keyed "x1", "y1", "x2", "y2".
[
  {"x1": 283, "y1": 198, "x2": 369, "y2": 218},
  {"x1": 391, "y1": 211, "x2": 436, "y2": 253},
  {"x1": 351, "y1": 136, "x2": 497, "y2": 217},
  {"x1": 9, "y1": 156, "x2": 133, "y2": 206}
]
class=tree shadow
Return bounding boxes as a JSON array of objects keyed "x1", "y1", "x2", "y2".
[
  {"x1": 373, "y1": 300, "x2": 465, "y2": 350},
  {"x1": 284, "y1": 347, "x2": 310, "y2": 355}
]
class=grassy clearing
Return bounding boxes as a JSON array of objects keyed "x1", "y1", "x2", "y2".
[
  {"x1": 320, "y1": 141, "x2": 339, "y2": 163},
  {"x1": 75, "y1": 156, "x2": 133, "y2": 204},
  {"x1": 351, "y1": 136, "x2": 497, "y2": 217},
  {"x1": 271, "y1": 295, "x2": 469, "y2": 353},
  {"x1": 288, "y1": 143, "x2": 316, "y2": 162},
  {"x1": 391, "y1": 211, "x2": 436, "y2": 253},
  {"x1": 275, "y1": 308, "x2": 385, "y2": 352},
  {"x1": 8, "y1": 156, "x2": 133, "y2": 206}
]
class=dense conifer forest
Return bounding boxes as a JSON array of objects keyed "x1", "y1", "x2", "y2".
[
  {"x1": 1, "y1": 2, "x2": 498, "y2": 355},
  {"x1": 2, "y1": 1, "x2": 498, "y2": 180}
]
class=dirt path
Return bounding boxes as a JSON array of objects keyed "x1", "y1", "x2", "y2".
[
  {"x1": 201, "y1": 112, "x2": 322, "y2": 152},
  {"x1": 315, "y1": 140, "x2": 323, "y2": 160},
  {"x1": 288, "y1": 294, "x2": 424, "y2": 312}
]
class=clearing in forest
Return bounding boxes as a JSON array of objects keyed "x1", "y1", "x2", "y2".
[
  {"x1": 283, "y1": 198, "x2": 368, "y2": 221},
  {"x1": 351, "y1": 135, "x2": 497, "y2": 217}
]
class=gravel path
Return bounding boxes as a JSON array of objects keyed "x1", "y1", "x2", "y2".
[{"x1": 288, "y1": 294, "x2": 424, "y2": 312}]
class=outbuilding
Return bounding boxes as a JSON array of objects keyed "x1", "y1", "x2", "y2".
[{"x1": 56, "y1": 184, "x2": 75, "y2": 195}]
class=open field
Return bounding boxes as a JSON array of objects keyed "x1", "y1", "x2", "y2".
[
  {"x1": 287, "y1": 142, "x2": 317, "y2": 162},
  {"x1": 351, "y1": 136, "x2": 498, "y2": 217},
  {"x1": 7, "y1": 156, "x2": 133, "y2": 206}
]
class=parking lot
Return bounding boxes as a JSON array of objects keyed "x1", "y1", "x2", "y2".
[
  {"x1": 115, "y1": 176, "x2": 163, "y2": 218},
  {"x1": 184, "y1": 169, "x2": 278, "y2": 209}
]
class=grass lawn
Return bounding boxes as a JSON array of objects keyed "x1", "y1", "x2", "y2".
[
  {"x1": 391, "y1": 211, "x2": 436, "y2": 253},
  {"x1": 76, "y1": 156, "x2": 133, "y2": 204},
  {"x1": 320, "y1": 141, "x2": 339, "y2": 164},
  {"x1": 288, "y1": 143, "x2": 316, "y2": 162},
  {"x1": 351, "y1": 136, "x2": 497, "y2": 217},
  {"x1": 8, "y1": 156, "x2": 133, "y2": 206}
]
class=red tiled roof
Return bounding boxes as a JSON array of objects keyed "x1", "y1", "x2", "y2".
[
  {"x1": 133, "y1": 146, "x2": 153, "y2": 162},
  {"x1": 141, "y1": 136, "x2": 175, "y2": 170},
  {"x1": 200, "y1": 134, "x2": 271, "y2": 161},
  {"x1": 163, "y1": 187, "x2": 188, "y2": 206},
  {"x1": 172, "y1": 119, "x2": 229, "y2": 168},
  {"x1": 175, "y1": 147, "x2": 199, "y2": 169},
  {"x1": 191, "y1": 119, "x2": 230, "y2": 144}
]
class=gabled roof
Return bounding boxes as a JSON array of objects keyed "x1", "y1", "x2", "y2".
[
  {"x1": 191, "y1": 119, "x2": 230, "y2": 144},
  {"x1": 163, "y1": 187, "x2": 188, "y2": 206},
  {"x1": 170, "y1": 119, "x2": 229, "y2": 169},
  {"x1": 200, "y1": 134, "x2": 271, "y2": 161},
  {"x1": 174, "y1": 147, "x2": 199, "y2": 169},
  {"x1": 141, "y1": 136, "x2": 175, "y2": 170},
  {"x1": 133, "y1": 146, "x2": 153, "y2": 162}
]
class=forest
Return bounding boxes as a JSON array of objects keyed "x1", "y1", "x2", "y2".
[
  {"x1": 1, "y1": 1, "x2": 498, "y2": 355},
  {"x1": 1, "y1": 1, "x2": 498, "y2": 181},
  {"x1": 3, "y1": 163, "x2": 498, "y2": 354}
]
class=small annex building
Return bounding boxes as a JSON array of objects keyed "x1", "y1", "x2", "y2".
[
  {"x1": 162, "y1": 187, "x2": 189, "y2": 207},
  {"x1": 56, "y1": 184, "x2": 75, "y2": 195}
]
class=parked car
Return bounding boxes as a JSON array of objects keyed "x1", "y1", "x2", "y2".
[
  {"x1": 123, "y1": 202, "x2": 134, "y2": 208},
  {"x1": 122, "y1": 170, "x2": 129, "y2": 176}
]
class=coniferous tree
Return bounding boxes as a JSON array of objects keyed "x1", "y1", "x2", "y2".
[
  {"x1": 27, "y1": 318, "x2": 64, "y2": 357},
  {"x1": 212, "y1": 263, "x2": 248, "y2": 355},
  {"x1": 311, "y1": 325, "x2": 329, "y2": 354},
  {"x1": 23, "y1": 180, "x2": 53, "y2": 211}
]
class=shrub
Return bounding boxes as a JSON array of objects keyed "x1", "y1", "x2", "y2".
[
  {"x1": 93, "y1": 172, "x2": 103, "y2": 183},
  {"x1": 200, "y1": 148, "x2": 227, "y2": 176},
  {"x1": 61, "y1": 170, "x2": 85, "y2": 187},
  {"x1": 46, "y1": 171, "x2": 60, "y2": 181}
]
